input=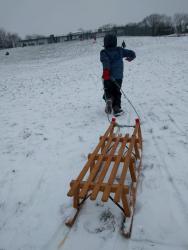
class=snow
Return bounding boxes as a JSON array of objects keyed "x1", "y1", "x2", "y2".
[{"x1": 0, "y1": 36, "x2": 188, "y2": 250}]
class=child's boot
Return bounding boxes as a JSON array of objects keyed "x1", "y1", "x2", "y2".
[
  {"x1": 113, "y1": 106, "x2": 124, "y2": 117},
  {"x1": 105, "y1": 99, "x2": 112, "y2": 114}
]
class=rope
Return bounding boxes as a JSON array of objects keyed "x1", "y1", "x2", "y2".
[
  {"x1": 103, "y1": 79, "x2": 141, "y2": 130},
  {"x1": 113, "y1": 80, "x2": 141, "y2": 121}
]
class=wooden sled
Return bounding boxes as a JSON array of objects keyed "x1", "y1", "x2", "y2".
[{"x1": 66, "y1": 118, "x2": 142, "y2": 237}]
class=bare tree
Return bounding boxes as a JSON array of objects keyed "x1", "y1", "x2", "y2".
[
  {"x1": 0, "y1": 28, "x2": 20, "y2": 49},
  {"x1": 7, "y1": 32, "x2": 20, "y2": 47},
  {"x1": 142, "y1": 14, "x2": 173, "y2": 36},
  {"x1": 98, "y1": 24, "x2": 116, "y2": 32},
  {"x1": 142, "y1": 14, "x2": 160, "y2": 35},
  {"x1": 0, "y1": 28, "x2": 7, "y2": 48},
  {"x1": 174, "y1": 13, "x2": 188, "y2": 34}
]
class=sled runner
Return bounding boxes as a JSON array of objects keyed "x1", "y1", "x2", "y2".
[{"x1": 66, "y1": 118, "x2": 142, "y2": 237}]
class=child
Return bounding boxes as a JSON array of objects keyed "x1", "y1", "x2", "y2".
[{"x1": 100, "y1": 34, "x2": 136, "y2": 116}]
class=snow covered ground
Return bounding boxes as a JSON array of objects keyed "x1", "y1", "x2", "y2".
[{"x1": 0, "y1": 36, "x2": 188, "y2": 250}]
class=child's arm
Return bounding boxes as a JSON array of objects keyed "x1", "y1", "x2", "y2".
[
  {"x1": 122, "y1": 48, "x2": 136, "y2": 62},
  {"x1": 100, "y1": 49, "x2": 110, "y2": 69},
  {"x1": 100, "y1": 50, "x2": 111, "y2": 80}
]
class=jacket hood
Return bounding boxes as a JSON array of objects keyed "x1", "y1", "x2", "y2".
[{"x1": 104, "y1": 34, "x2": 117, "y2": 49}]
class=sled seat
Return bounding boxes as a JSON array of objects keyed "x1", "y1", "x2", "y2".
[{"x1": 67, "y1": 118, "x2": 142, "y2": 236}]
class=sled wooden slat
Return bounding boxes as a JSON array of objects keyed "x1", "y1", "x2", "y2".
[
  {"x1": 66, "y1": 118, "x2": 142, "y2": 238},
  {"x1": 100, "y1": 137, "x2": 140, "y2": 144},
  {"x1": 134, "y1": 141, "x2": 140, "y2": 159},
  {"x1": 69, "y1": 180, "x2": 129, "y2": 194},
  {"x1": 129, "y1": 157, "x2": 137, "y2": 182},
  {"x1": 90, "y1": 135, "x2": 121, "y2": 200},
  {"x1": 79, "y1": 132, "x2": 115, "y2": 199},
  {"x1": 101, "y1": 134, "x2": 129, "y2": 202},
  {"x1": 88, "y1": 154, "x2": 127, "y2": 162},
  {"x1": 122, "y1": 189, "x2": 131, "y2": 217},
  {"x1": 114, "y1": 124, "x2": 138, "y2": 203},
  {"x1": 67, "y1": 122, "x2": 115, "y2": 197}
]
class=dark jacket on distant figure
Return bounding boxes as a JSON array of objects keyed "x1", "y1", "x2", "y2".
[{"x1": 100, "y1": 47, "x2": 136, "y2": 80}]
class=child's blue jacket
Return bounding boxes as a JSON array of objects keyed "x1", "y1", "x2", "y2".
[{"x1": 100, "y1": 47, "x2": 136, "y2": 80}]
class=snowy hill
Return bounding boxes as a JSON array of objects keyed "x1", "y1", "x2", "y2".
[{"x1": 0, "y1": 36, "x2": 188, "y2": 250}]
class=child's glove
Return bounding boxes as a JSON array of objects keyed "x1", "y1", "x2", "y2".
[
  {"x1": 126, "y1": 51, "x2": 136, "y2": 62},
  {"x1": 126, "y1": 57, "x2": 133, "y2": 62},
  {"x1": 102, "y1": 69, "x2": 110, "y2": 80}
]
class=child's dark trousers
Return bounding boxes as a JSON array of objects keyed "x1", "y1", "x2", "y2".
[{"x1": 103, "y1": 79, "x2": 122, "y2": 109}]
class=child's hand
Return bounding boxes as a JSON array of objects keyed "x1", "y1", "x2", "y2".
[
  {"x1": 126, "y1": 57, "x2": 133, "y2": 62},
  {"x1": 125, "y1": 51, "x2": 136, "y2": 62}
]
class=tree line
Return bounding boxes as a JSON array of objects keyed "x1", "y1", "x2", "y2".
[
  {"x1": 99, "y1": 13, "x2": 188, "y2": 36},
  {"x1": 0, "y1": 28, "x2": 21, "y2": 49},
  {"x1": 0, "y1": 13, "x2": 188, "y2": 49}
]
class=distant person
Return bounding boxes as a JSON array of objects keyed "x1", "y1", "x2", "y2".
[
  {"x1": 93, "y1": 35, "x2": 96, "y2": 43},
  {"x1": 100, "y1": 34, "x2": 136, "y2": 116},
  {"x1": 122, "y1": 40, "x2": 126, "y2": 48}
]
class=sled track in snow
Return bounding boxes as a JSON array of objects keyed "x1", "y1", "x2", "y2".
[{"x1": 141, "y1": 101, "x2": 188, "y2": 222}]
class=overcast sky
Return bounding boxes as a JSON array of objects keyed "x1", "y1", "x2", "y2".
[{"x1": 0, "y1": 0, "x2": 188, "y2": 38}]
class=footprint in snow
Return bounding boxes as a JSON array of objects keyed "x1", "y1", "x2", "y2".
[
  {"x1": 0, "y1": 202, "x2": 6, "y2": 211},
  {"x1": 80, "y1": 153, "x2": 87, "y2": 161},
  {"x1": 78, "y1": 135, "x2": 84, "y2": 142},
  {"x1": 167, "y1": 150, "x2": 175, "y2": 157},
  {"x1": 142, "y1": 163, "x2": 154, "y2": 171},
  {"x1": 178, "y1": 139, "x2": 188, "y2": 146},
  {"x1": 22, "y1": 128, "x2": 32, "y2": 139},
  {"x1": 83, "y1": 208, "x2": 116, "y2": 239},
  {"x1": 10, "y1": 122, "x2": 17, "y2": 127},
  {"x1": 15, "y1": 201, "x2": 27, "y2": 214},
  {"x1": 26, "y1": 151, "x2": 34, "y2": 158},
  {"x1": 161, "y1": 125, "x2": 169, "y2": 130},
  {"x1": 147, "y1": 128, "x2": 153, "y2": 134}
]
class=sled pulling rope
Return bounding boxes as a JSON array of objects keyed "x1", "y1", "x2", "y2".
[
  {"x1": 103, "y1": 79, "x2": 141, "y2": 128},
  {"x1": 66, "y1": 118, "x2": 142, "y2": 237}
]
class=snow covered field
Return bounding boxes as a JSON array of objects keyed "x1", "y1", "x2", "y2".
[{"x1": 0, "y1": 36, "x2": 188, "y2": 250}]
